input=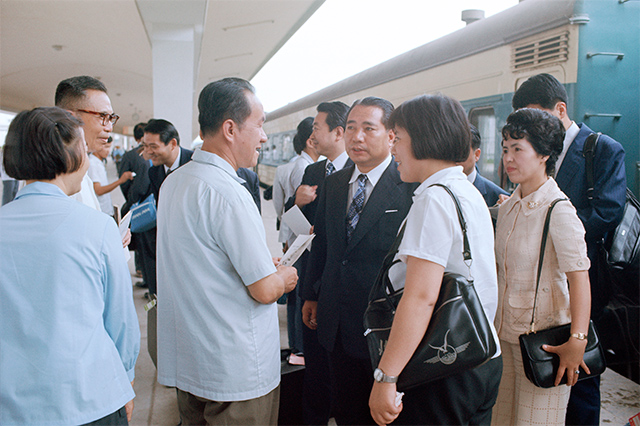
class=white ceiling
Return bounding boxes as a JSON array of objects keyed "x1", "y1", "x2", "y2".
[{"x1": 0, "y1": 0, "x2": 323, "y2": 135}]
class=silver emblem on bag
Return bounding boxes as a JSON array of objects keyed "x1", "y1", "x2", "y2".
[{"x1": 425, "y1": 330, "x2": 470, "y2": 365}]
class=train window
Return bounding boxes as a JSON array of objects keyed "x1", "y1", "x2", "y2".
[{"x1": 469, "y1": 107, "x2": 497, "y2": 178}]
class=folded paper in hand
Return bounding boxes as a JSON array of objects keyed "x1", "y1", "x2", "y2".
[{"x1": 280, "y1": 234, "x2": 315, "y2": 266}]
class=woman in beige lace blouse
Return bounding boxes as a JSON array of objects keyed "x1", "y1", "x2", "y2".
[{"x1": 492, "y1": 108, "x2": 591, "y2": 426}]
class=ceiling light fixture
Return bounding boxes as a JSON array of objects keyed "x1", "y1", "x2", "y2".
[
  {"x1": 214, "y1": 52, "x2": 253, "y2": 62},
  {"x1": 222, "y1": 19, "x2": 274, "y2": 31}
]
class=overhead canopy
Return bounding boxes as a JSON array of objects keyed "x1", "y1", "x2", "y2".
[{"x1": 0, "y1": 0, "x2": 323, "y2": 134}]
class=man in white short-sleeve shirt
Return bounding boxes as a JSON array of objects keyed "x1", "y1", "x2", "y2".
[{"x1": 156, "y1": 78, "x2": 298, "y2": 425}]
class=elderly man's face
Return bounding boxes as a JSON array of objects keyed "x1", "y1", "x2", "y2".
[
  {"x1": 75, "y1": 89, "x2": 114, "y2": 153},
  {"x1": 232, "y1": 93, "x2": 267, "y2": 169}
]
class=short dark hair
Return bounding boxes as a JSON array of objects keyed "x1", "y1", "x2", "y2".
[
  {"x1": 501, "y1": 108, "x2": 565, "y2": 176},
  {"x1": 512, "y1": 73, "x2": 568, "y2": 110},
  {"x1": 198, "y1": 78, "x2": 256, "y2": 136},
  {"x1": 134, "y1": 122, "x2": 147, "y2": 141},
  {"x1": 144, "y1": 119, "x2": 180, "y2": 145},
  {"x1": 316, "y1": 101, "x2": 349, "y2": 132},
  {"x1": 293, "y1": 117, "x2": 314, "y2": 155},
  {"x1": 3, "y1": 107, "x2": 85, "y2": 180},
  {"x1": 389, "y1": 94, "x2": 470, "y2": 162},
  {"x1": 348, "y1": 97, "x2": 394, "y2": 129},
  {"x1": 55, "y1": 76, "x2": 108, "y2": 109},
  {"x1": 470, "y1": 124, "x2": 481, "y2": 150}
]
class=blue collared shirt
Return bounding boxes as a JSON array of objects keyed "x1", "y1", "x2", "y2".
[
  {"x1": 156, "y1": 149, "x2": 279, "y2": 402},
  {"x1": 0, "y1": 182, "x2": 140, "y2": 425}
]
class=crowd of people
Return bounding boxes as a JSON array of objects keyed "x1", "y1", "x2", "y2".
[{"x1": 0, "y1": 72, "x2": 627, "y2": 426}]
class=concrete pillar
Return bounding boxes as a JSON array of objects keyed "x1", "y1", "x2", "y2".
[{"x1": 150, "y1": 23, "x2": 194, "y2": 145}]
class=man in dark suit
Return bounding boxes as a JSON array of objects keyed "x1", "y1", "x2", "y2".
[
  {"x1": 459, "y1": 125, "x2": 508, "y2": 206},
  {"x1": 118, "y1": 122, "x2": 151, "y2": 286},
  {"x1": 284, "y1": 101, "x2": 352, "y2": 426},
  {"x1": 302, "y1": 97, "x2": 416, "y2": 425},
  {"x1": 513, "y1": 73, "x2": 626, "y2": 426},
  {"x1": 140, "y1": 118, "x2": 193, "y2": 367},
  {"x1": 118, "y1": 122, "x2": 151, "y2": 215}
]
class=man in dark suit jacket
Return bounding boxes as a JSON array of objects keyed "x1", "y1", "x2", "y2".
[
  {"x1": 302, "y1": 97, "x2": 416, "y2": 425},
  {"x1": 118, "y1": 122, "x2": 151, "y2": 215},
  {"x1": 139, "y1": 119, "x2": 193, "y2": 368},
  {"x1": 513, "y1": 73, "x2": 626, "y2": 426},
  {"x1": 284, "y1": 101, "x2": 352, "y2": 426},
  {"x1": 459, "y1": 125, "x2": 508, "y2": 206}
]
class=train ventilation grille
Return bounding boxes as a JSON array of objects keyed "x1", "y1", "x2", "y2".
[{"x1": 512, "y1": 32, "x2": 569, "y2": 71}]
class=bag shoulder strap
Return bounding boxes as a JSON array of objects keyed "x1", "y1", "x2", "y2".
[
  {"x1": 529, "y1": 198, "x2": 568, "y2": 333},
  {"x1": 429, "y1": 183, "x2": 472, "y2": 266},
  {"x1": 583, "y1": 132, "x2": 600, "y2": 201}
]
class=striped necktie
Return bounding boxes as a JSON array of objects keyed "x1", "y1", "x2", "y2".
[
  {"x1": 326, "y1": 162, "x2": 336, "y2": 176},
  {"x1": 346, "y1": 174, "x2": 368, "y2": 242}
]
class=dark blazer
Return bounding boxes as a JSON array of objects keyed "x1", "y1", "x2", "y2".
[
  {"x1": 303, "y1": 160, "x2": 416, "y2": 358},
  {"x1": 555, "y1": 123, "x2": 626, "y2": 314},
  {"x1": 555, "y1": 123, "x2": 626, "y2": 246},
  {"x1": 473, "y1": 169, "x2": 508, "y2": 207},
  {"x1": 149, "y1": 147, "x2": 194, "y2": 204},
  {"x1": 237, "y1": 167, "x2": 261, "y2": 213},
  {"x1": 284, "y1": 157, "x2": 354, "y2": 224},
  {"x1": 118, "y1": 145, "x2": 150, "y2": 214}
]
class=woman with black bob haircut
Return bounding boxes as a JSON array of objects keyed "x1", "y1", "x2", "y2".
[
  {"x1": 0, "y1": 107, "x2": 140, "y2": 425},
  {"x1": 492, "y1": 108, "x2": 591, "y2": 425},
  {"x1": 369, "y1": 94, "x2": 502, "y2": 425}
]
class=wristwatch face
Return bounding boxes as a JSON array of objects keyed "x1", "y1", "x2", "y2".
[{"x1": 374, "y1": 368, "x2": 384, "y2": 382}]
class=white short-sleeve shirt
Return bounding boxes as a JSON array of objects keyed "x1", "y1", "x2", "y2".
[
  {"x1": 390, "y1": 166, "x2": 501, "y2": 357},
  {"x1": 156, "y1": 149, "x2": 279, "y2": 402}
]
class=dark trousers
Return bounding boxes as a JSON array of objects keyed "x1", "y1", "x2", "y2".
[
  {"x1": 566, "y1": 375, "x2": 601, "y2": 426},
  {"x1": 302, "y1": 325, "x2": 333, "y2": 425},
  {"x1": 138, "y1": 228, "x2": 157, "y2": 295},
  {"x1": 82, "y1": 406, "x2": 128, "y2": 426},
  {"x1": 395, "y1": 356, "x2": 503, "y2": 426},
  {"x1": 566, "y1": 248, "x2": 603, "y2": 426},
  {"x1": 329, "y1": 336, "x2": 375, "y2": 426}
]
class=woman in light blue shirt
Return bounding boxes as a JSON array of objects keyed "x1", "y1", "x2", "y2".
[{"x1": 0, "y1": 107, "x2": 140, "y2": 425}]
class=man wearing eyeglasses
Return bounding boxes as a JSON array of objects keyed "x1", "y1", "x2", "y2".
[{"x1": 55, "y1": 76, "x2": 121, "y2": 211}]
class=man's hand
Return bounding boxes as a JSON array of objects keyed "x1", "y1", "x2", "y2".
[
  {"x1": 277, "y1": 265, "x2": 298, "y2": 294},
  {"x1": 125, "y1": 380, "x2": 135, "y2": 421},
  {"x1": 295, "y1": 185, "x2": 317, "y2": 208},
  {"x1": 122, "y1": 228, "x2": 131, "y2": 248},
  {"x1": 120, "y1": 171, "x2": 134, "y2": 183},
  {"x1": 302, "y1": 300, "x2": 318, "y2": 329}
]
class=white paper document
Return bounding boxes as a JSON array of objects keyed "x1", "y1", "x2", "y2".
[
  {"x1": 119, "y1": 210, "x2": 132, "y2": 262},
  {"x1": 281, "y1": 205, "x2": 312, "y2": 237},
  {"x1": 279, "y1": 234, "x2": 315, "y2": 267},
  {"x1": 119, "y1": 210, "x2": 132, "y2": 238}
]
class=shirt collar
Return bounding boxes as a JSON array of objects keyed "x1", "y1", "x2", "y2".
[
  {"x1": 563, "y1": 121, "x2": 580, "y2": 154},
  {"x1": 467, "y1": 167, "x2": 478, "y2": 184},
  {"x1": 414, "y1": 165, "x2": 466, "y2": 197},
  {"x1": 14, "y1": 181, "x2": 67, "y2": 200},
  {"x1": 192, "y1": 148, "x2": 244, "y2": 183},
  {"x1": 349, "y1": 155, "x2": 392, "y2": 187},
  {"x1": 164, "y1": 148, "x2": 182, "y2": 174},
  {"x1": 330, "y1": 151, "x2": 349, "y2": 171},
  {"x1": 502, "y1": 177, "x2": 559, "y2": 216},
  {"x1": 299, "y1": 151, "x2": 314, "y2": 164}
]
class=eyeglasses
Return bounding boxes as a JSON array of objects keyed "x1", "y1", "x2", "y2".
[{"x1": 76, "y1": 109, "x2": 120, "y2": 126}]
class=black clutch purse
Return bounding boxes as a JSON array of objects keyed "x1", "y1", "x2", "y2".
[
  {"x1": 363, "y1": 184, "x2": 497, "y2": 391},
  {"x1": 518, "y1": 199, "x2": 606, "y2": 388}
]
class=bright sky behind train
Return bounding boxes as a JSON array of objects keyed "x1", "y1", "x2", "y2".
[{"x1": 252, "y1": 0, "x2": 519, "y2": 112}]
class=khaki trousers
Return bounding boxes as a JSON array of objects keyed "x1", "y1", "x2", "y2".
[{"x1": 177, "y1": 386, "x2": 280, "y2": 426}]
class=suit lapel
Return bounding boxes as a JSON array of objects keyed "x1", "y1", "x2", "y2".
[
  {"x1": 346, "y1": 162, "x2": 401, "y2": 252},
  {"x1": 556, "y1": 127, "x2": 588, "y2": 190},
  {"x1": 327, "y1": 166, "x2": 352, "y2": 252},
  {"x1": 474, "y1": 174, "x2": 487, "y2": 196}
]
